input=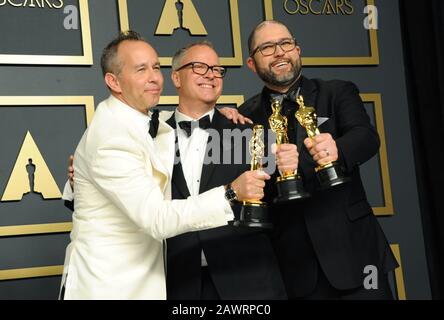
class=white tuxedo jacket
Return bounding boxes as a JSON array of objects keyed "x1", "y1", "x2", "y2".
[{"x1": 61, "y1": 95, "x2": 232, "y2": 300}]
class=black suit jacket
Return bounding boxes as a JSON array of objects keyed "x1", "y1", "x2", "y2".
[
  {"x1": 239, "y1": 76, "x2": 398, "y2": 297},
  {"x1": 165, "y1": 109, "x2": 286, "y2": 300}
]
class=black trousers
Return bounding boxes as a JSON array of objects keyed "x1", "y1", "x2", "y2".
[
  {"x1": 201, "y1": 266, "x2": 220, "y2": 300},
  {"x1": 298, "y1": 260, "x2": 394, "y2": 300},
  {"x1": 60, "y1": 284, "x2": 66, "y2": 300}
]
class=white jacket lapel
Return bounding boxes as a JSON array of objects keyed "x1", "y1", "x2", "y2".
[
  {"x1": 106, "y1": 96, "x2": 172, "y2": 193},
  {"x1": 153, "y1": 119, "x2": 175, "y2": 179}
]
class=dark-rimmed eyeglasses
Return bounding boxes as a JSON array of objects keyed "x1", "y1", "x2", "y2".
[
  {"x1": 250, "y1": 38, "x2": 297, "y2": 57},
  {"x1": 175, "y1": 62, "x2": 226, "y2": 78}
]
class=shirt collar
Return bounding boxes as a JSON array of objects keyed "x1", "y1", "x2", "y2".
[
  {"x1": 262, "y1": 74, "x2": 303, "y2": 99},
  {"x1": 174, "y1": 108, "x2": 215, "y2": 124}
]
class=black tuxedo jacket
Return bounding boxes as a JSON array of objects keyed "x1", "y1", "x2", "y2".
[
  {"x1": 165, "y1": 109, "x2": 286, "y2": 300},
  {"x1": 239, "y1": 77, "x2": 398, "y2": 297}
]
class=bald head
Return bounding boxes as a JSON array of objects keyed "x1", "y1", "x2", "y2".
[{"x1": 248, "y1": 20, "x2": 295, "y2": 56}]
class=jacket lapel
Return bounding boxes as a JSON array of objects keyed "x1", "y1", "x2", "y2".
[
  {"x1": 152, "y1": 118, "x2": 175, "y2": 176},
  {"x1": 166, "y1": 112, "x2": 191, "y2": 198},
  {"x1": 246, "y1": 94, "x2": 270, "y2": 126},
  {"x1": 106, "y1": 96, "x2": 172, "y2": 192},
  {"x1": 199, "y1": 110, "x2": 226, "y2": 193}
]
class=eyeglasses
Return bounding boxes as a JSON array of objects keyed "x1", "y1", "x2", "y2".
[
  {"x1": 250, "y1": 38, "x2": 297, "y2": 57},
  {"x1": 175, "y1": 62, "x2": 226, "y2": 78}
]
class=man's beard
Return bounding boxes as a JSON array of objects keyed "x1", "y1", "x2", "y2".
[{"x1": 255, "y1": 57, "x2": 302, "y2": 89}]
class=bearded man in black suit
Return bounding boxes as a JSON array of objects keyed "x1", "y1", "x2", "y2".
[{"x1": 238, "y1": 20, "x2": 399, "y2": 300}]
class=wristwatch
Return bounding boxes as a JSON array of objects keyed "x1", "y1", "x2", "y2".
[{"x1": 224, "y1": 183, "x2": 238, "y2": 203}]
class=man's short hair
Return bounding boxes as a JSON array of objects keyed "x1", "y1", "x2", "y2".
[
  {"x1": 100, "y1": 30, "x2": 145, "y2": 76},
  {"x1": 247, "y1": 20, "x2": 296, "y2": 56},
  {"x1": 171, "y1": 40, "x2": 216, "y2": 71}
]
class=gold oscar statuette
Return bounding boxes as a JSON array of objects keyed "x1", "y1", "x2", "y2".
[
  {"x1": 295, "y1": 95, "x2": 350, "y2": 189},
  {"x1": 269, "y1": 98, "x2": 309, "y2": 203},
  {"x1": 234, "y1": 125, "x2": 272, "y2": 228}
]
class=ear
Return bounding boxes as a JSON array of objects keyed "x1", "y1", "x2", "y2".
[
  {"x1": 104, "y1": 73, "x2": 122, "y2": 94},
  {"x1": 296, "y1": 45, "x2": 302, "y2": 56},
  {"x1": 246, "y1": 56, "x2": 257, "y2": 73},
  {"x1": 171, "y1": 71, "x2": 181, "y2": 89}
]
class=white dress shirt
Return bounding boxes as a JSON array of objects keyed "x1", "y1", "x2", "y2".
[{"x1": 175, "y1": 108, "x2": 217, "y2": 267}]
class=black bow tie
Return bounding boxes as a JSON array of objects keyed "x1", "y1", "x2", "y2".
[
  {"x1": 148, "y1": 109, "x2": 159, "y2": 138},
  {"x1": 270, "y1": 91, "x2": 297, "y2": 104},
  {"x1": 178, "y1": 115, "x2": 211, "y2": 137}
]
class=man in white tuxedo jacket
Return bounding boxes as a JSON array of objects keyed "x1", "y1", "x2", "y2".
[{"x1": 60, "y1": 31, "x2": 269, "y2": 300}]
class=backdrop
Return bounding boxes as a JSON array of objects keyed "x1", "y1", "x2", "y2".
[{"x1": 0, "y1": 0, "x2": 431, "y2": 299}]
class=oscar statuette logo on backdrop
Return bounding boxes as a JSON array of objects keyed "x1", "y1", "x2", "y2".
[
  {"x1": 1, "y1": 131, "x2": 61, "y2": 202},
  {"x1": 156, "y1": 0, "x2": 207, "y2": 35}
]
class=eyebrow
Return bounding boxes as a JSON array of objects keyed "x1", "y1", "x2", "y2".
[
  {"x1": 259, "y1": 37, "x2": 292, "y2": 46},
  {"x1": 134, "y1": 63, "x2": 147, "y2": 69},
  {"x1": 193, "y1": 61, "x2": 223, "y2": 67},
  {"x1": 134, "y1": 62, "x2": 160, "y2": 69}
]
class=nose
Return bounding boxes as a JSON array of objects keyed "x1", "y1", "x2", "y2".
[
  {"x1": 148, "y1": 69, "x2": 163, "y2": 84},
  {"x1": 274, "y1": 44, "x2": 285, "y2": 57},
  {"x1": 204, "y1": 67, "x2": 215, "y2": 79}
]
